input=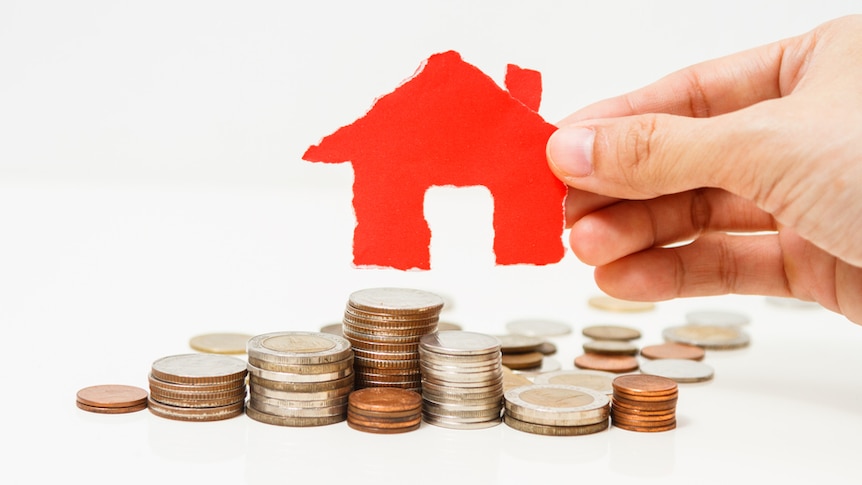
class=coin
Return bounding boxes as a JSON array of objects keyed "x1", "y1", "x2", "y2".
[
  {"x1": 582, "y1": 325, "x2": 641, "y2": 341},
  {"x1": 685, "y1": 310, "x2": 750, "y2": 326},
  {"x1": 662, "y1": 324, "x2": 750, "y2": 350},
  {"x1": 348, "y1": 387, "x2": 422, "y2": 412},
  {"x1": 319, "y1": 323, "x2": 344, "y2": 336},
  {"x1": 76, "y1": 401, "x2": 148, "y2": 414},
  {"x1": 245, "y1": 404, "x2": 345, "y2": 427},
  {"x1": 150, "y1": 354, "x2": 248, "y2": 385},
  {"x1": 504, "y1": 384, "x2": 610, "y2": 426},
  {"x1": 504, "y1": 414, "x2": 609, "y2": 436},
  {"x1": 511, "y1": 357, "x2": 562, "y2": 377},
  {"x1": 588, "y1": 295, "x2": 655, "y2": 312},
  {"x1": 501, "y1": 351, "x2": 544, "y2": 370},
  {"x1": 505, "y1": 318, "x2": 572, "y2": 337},
  {"x1": 639, "y1": 342, "x2": 705, "y2": 361},
  {"x1": 611, "y1": 374, "x2": 678, "y2": 433},
  {"x1": 612, "y1": 374, "x2": 678, "y2": 398},
  {"x1": 574, "y1": 353, "x2": 639, "y2": 373},
  {"x1": 188, "y1": 332, "x2": 253, "y2": 354},
  {"x1": 420, "y1": 331, "x2": 501, "y2": 356},
  {"x1": 348, "y1": 287, "x2": 445, "y2": 315},
  {"x1": 76, "y1": 384, "x2": 149, "y2": 409},
  {"x1": 495, "y1": 334, "x2": 545, "y2": 353},
  {"x1": 537, "y1": 341, "x2": 557, "y2": 356},
  {"x1": 247, "y1": 331, "x2": 353, "y2": 365},
  {"x1": 501, "y1": 366, "x2": 533, "y2": 391},
  {"x1": 147, "y1": 396, "x2": 245, "y2": 422},
  {"x1": 639, "y1": 358, "x2": 715, "y2": 383},
  {"x1": 532, "y1": 370, "x2": 616, "y2": 396},
  {"x1": 582, "y1": 340, "x2": 639, "y2": 356}
]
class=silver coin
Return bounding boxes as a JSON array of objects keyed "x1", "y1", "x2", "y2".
[
  {"x1": 639, "y1": 358, "x2": 715, "y2": 383},
  {"x1": 582, "y1": 340, "x2": 639, "y2": 356},
  {"x1": 348, "y1": 287, "x2": 445, "y2": 314},
  {"x1": 685, "y1": 310, "x2": 750, "y2": 326},
  {"x1": 662, "y1": 324, "x2": 750, "y2": 350},
  {"x1": 246, "y1": 362, "x2": 353, "y2": 383},
  {"x1": 494, "y1": 334, "x2": 546, "y2": 353},
  {"x1": 505, "y1": 318, "x2": 572, "y2": 337},
  {"x1": 247, "y1": 331, "x2": 353, "y2": 365},
  {"x1": 151, "y1": 354, "x2": 248, "y2": 382},
  {"x1": 420, "y1": 331, "x2": 501, "y2": 356},
  {"x1": 531, "y1": 369, "x2": 617, "y2": 396}
]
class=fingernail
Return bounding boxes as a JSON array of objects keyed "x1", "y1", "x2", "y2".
[{"x1": 547, "y1": 127, "x2": 595, "y2": 177}]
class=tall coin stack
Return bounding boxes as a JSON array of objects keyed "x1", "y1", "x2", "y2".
[
  {"x1": 418, "y1": 331, "x2": 504, "y2": 429},
  {"x1": 147, "y1": 353, "x2": 248, "y2": 422},
  {"x1": 245, "y1": 331, "x2": 354, "y2": 427},
  {"x1": 610, "y1": 374, "x2": 678, "y2": 432},
  {"x1": 342, "y1": 287, "x2": 444, "y2": 392}
]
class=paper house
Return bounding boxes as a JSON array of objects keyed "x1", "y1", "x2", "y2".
[{"x1": 303, "y1": 50, "x2": 566, "y2": 270}]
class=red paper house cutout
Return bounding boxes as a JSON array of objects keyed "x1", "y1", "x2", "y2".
[{"x1": 302, "y1": 51, "x2": 566, "y2": 270}]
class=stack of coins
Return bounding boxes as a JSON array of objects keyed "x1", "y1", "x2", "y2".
[
  {"x1": 575, "y1": 324, "x2": 642, "y2": 373},
  {"x1": 503, "y1": 384, "x2": 610, "y2": 436},
  {"x1": 147, "y1": 354, "x2": 247, "y2": 422},
  {"x1": 611, "y1": 374, "x2": 678, "y2": 432},
  {"x1": 76, "y1": 384, "x2": 149, "y2": 414},
  {"x1": 418, "y1": 331, "x2": 504, "y2": 429},
  {"x1": 342, "y1": 287, "x2": 444, "y2": 392},
  {"x1": 346, "y1": 387, "x2": 423, "y2": 434},
  {"x1": 497, "y1": 334, "x2": 545, "y2": 371},
  {"x1": 245, "y1": 331, "x2": 354, "y2": 427}
]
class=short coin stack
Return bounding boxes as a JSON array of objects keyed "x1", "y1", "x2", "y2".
[
  {"x1": 497, "y1": 334, "x2": 546, "y2": 371},
  {"x1": 503, "y1": 384, "x2": 610, "y2": 436},
  {"x1": 418, "y1": 331, "x2": 504, "y2": 429},
  {"x1": 245, "y1": 331, "x2": 354, "y2": 427},
  {"x1": 346, "y1": 387, "x2": 423, "y2": 434},
  {"x1": 342, "y1": 288, "x2": 444, "y2": 392},
  {"x1": 147, "y1": 353, "x2": 247, "y2": 421},
  {"x1": 76, "y1": 384, "x2": 149, "y2": 414},
  {"x1": 611, "y1": 374, "x2": 678, "y2": 432}
]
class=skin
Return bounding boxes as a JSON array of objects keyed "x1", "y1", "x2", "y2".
[{"x1": 545, "y1": 15, "x2": 862, "y2": 325}]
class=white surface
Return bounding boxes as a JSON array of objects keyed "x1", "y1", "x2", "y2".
[{"x1": 2, "y1": 2, "x2": 862, "y2": 484}]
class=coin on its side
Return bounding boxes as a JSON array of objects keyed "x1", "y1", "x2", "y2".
[{"x1": 189, "y1": 332, "x2": 253, "y2": 354}]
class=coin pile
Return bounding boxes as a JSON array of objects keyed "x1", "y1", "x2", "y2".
[
  {"x1": 346, "y1": 387, "x2": 423, "y2": 434},
  {"x1": 497, "y1": 334, "x2": 545, "y2": 371},
  {"x1": 245, "y1": 331, "x2": 354, "y2": 427},
  {"x1": 147, "y1": 353, "x2": 247, "y2": 421},
  {"x1": 611, "y1": 374, "x2": 678, "y2": 432},
  {"x1": 76, "y1": 384, "x2": 149, "y2": 414},
  {"x1": 418, "y1": 331, "x2": 504, "y2": 429},
  {"x1": 341, "y1": 287, "x2": 444, "y2": 392},
  {"x1": 504, "y1": 384, "x2": 610, "y2": 436}
]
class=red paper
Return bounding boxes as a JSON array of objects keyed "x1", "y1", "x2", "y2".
[{"x1": 302, "y1": 51, "x2": 566, "y2": 270}]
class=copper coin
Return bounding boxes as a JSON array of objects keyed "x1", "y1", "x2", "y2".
[
  {"x1": 611, "y1": 394, "x2": 678, "y2": 411},
  {"x1": 612, "y1": 419, "x2": 676, "y2": 433},
  {"x1": 348, "y1": 387, "x2": 422, "y2": 412},
  {"x1": 347, "y1": 420, "x2": 422, "y2": 434},
  {"x1": 612, "y1": 374, "x2": 678, "y2": 397},
  {"x1": 501, "y1": 351, "x2": 544, "y2": 370},
  {"x1": 640, "y1": 342, "x2": 705, "y2": 361},
  {"x1": 76, "y1": 400, "x2": 148, "y2": 414},
  {"x1": 582, "y1": 325, "x2": 641, "y2": 341},
  {"x1": 574, "y1": 353, "x2": 639, "y2": 373},
  {"x1": 76, "y1": 384, "x2": 149, "y2": 409}
]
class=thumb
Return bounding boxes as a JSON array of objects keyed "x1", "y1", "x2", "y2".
[{"x1": 547, "y1": 114, "x2": 734, "y2": 199}]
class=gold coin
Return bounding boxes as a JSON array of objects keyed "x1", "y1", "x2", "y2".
[
  {"x1": 582, "y1": 325, "x2": 641, "y2": 341},
  {"x1": 662, "y1": 324, "x2": 750, "y2": 350},
  {"x1": 582, "y1": 340, "x2": 639, "y2": 356},
  {"x1": 189, "y1": 332, "x2": 253, "y2": 354}
]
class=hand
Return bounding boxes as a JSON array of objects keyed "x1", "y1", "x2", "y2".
[{"x1": 546, "y1": 15, "x2": 862, "y2": 325}]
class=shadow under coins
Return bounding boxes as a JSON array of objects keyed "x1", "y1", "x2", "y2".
[{"x1": 147, "y1": 412, "x2": 247, "y2": 463}]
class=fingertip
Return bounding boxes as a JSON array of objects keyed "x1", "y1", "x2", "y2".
[{"x1": 547, "y1": 126, "x2": 595, "y2": 179}]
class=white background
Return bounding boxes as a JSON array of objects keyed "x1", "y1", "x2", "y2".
[{"x1": 2, "y1": 1, "x2": 861, "y2": 484}]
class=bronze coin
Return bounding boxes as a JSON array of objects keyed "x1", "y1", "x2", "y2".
[
  {"x1": 347, "y1": 420, "x2": 422, "y2": 434},
  {"x1": 501, "y1": 351, "x2": 544, "y2": 370},
  {"x1": 640, "y1": 342, "x2": 705, "y2": 361},
  {"x1": 611, "y1": 395, "x2": 678, "y2": 411},
  {"x1": 574, "y1": 353, "x2": 639, "y2": 373},
  {"x1": 612, "y1": 418, "x2": 677, "y2": 433},
  {"x1": 612, "y1": 374, "x2": 678, "y2": 397},
  {"x1": 348, "y1": 387, "x2": 422, "y2": 412},
  {"x1": 76, "y1": 384, "x2": 149, "y2": 409}
]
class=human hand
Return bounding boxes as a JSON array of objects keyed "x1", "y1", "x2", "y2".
[{"x1": 546, "y1": 15, "x2": 862, "y2": 325}]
